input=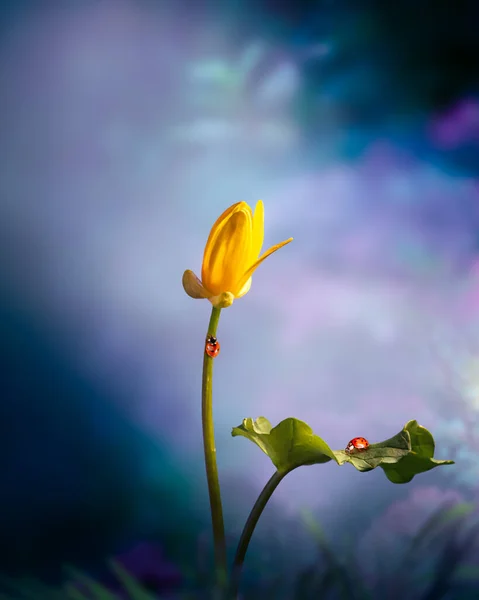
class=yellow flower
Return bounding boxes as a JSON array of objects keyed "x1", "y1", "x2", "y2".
[{"x1": 182, "y1": 201, "x2": 293, "y2": 308}]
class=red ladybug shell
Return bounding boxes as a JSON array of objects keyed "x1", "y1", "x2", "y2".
[
  {"x1": 345, "y1": 437, "x2": 369, "y2": 454},
  {"x1": 205, "y1": 335, "x2": 220, "y2": 358}
]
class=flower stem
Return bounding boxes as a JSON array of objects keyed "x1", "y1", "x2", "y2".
[
  {"x1": 230, "y1": 469, "x2": 287, "y2": 598},
  {"x1": 202, "y1": 306, "x2": 227, "y2": 588}
]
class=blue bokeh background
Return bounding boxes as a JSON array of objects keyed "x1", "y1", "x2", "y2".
[{"x1": 1, "y1": 0, "x2": 479, "y2": 594}]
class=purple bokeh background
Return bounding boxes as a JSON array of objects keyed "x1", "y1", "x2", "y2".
[{"x1": 1, "y1": 0, "x2": 479, "y2": 589}]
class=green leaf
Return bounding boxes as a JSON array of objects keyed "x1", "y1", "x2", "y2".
[
  {"x1": 380, "y1": 420, "x2": 455, "y2": 483},
  {"x1": 232, "y1": 417, "x2": 337, "y2": 474},
  {"x1": 335, "y1": 427, "x2": 411, "y2": 472},
  {"x1": 232, "y1": 417, "x2": 454, "y2": 482}
]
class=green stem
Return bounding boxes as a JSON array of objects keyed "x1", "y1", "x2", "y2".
[
  {"x1": 202, "y1": 306, "x2": 227, "y2": 588},
  {"x1": 230, "y1": 469, "x2": 288, "y2": 598}
]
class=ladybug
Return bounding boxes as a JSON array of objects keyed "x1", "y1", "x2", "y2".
[
  {"x1": 345, "y1": 437, "x2": 369, "y2": 454},
  {"x1": 205, "y1": 335, "x2": 220, "y2": 358}
]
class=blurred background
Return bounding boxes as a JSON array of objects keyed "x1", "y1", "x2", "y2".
[{"x1": 1, "y1": 0, "x2": 479, "y2": 597}]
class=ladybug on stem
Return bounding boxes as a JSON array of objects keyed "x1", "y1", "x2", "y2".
[
  {"x1": 345, "y1": 437, "x2": 369, "y2": 454},
  {"x1": 205, "y1": 335, "x2": 220, "y2": 358}
]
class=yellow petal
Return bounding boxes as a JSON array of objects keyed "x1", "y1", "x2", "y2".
[
  {"x1": 236, "y1": 276, "x2": 252, "y2": 298},
  {"x1": 235, "y1": 237, "x2": 293, "y2": 292},
  {"x1": 202, "y1": 202, "x2": 252, "y2": 282},
  {"x1": 202, "y1": 207, "x2": 254, "y2": 296},
  {"x1": 182, "y1": 270, "x2": 212, "y2": 299},
  {"x1": 251, "y1": 200, "x2": 264, "y2": 261}
]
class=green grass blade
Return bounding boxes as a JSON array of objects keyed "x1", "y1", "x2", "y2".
[
  {"x1": 108, "y1": 561, "x2": 156, "y2": 600},
  {"x1": 64, "y1": 567, "x2": 119, "y2": 600}
]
